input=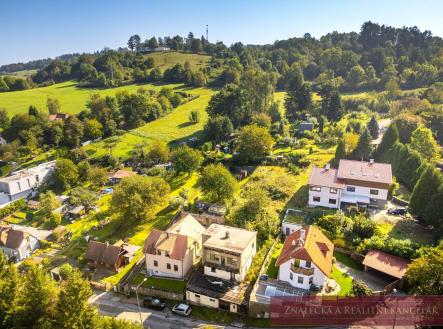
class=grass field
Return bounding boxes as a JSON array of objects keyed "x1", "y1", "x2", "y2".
[
  {"x1": 144, "y1": 51, "x2": 210, "y2": 71},
  {"x1": 1, "y1": 69, "x2": 38, "y2": 77},
  {"x1": 83, "y1": 87, "x2": 213, "y2": 159},
  {"x1": 0, "y1": 80, "x2": 184, "y2": 115}
]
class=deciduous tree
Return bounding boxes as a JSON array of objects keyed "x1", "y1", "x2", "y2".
[{"x1": 199, "y1": 164, "x2": 239, "y2": 202}]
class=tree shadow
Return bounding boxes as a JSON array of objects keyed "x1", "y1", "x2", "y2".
[
  {"x1": 178, "y1": 121, "x2": 194, "y2": 129},
  {"x1": 280, "y1": 185, "x2": 309, "y2": 220}
]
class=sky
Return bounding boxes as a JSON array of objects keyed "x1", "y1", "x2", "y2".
[{"x1": 1, "y1": 0, "x2": 443, "y2": 65}]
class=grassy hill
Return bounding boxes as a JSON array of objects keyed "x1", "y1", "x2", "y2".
[
  {"x1": 83, "y1": 87, "x2": 214, "y2": 159},
  {"x1": 0, "y1": 52, "x2": 211, "y2": 115},
  {"x1": 0, "y1": 80, "x2": 184, "y2": 115},
  {"x1": 144, "y1": 51, "x2": 211, "y2": 71}
]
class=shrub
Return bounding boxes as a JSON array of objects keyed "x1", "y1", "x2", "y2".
[
  {"x1": 46, "y1": 212, "x2": 61, "y2": 229},
  {"x1": 357, "y1": 235, "x2": 419, "y2": 259}
]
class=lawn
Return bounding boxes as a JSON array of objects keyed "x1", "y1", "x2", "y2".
[
  {"x1": 265, "y1": 241, "x2": 283, "y2": 279},
  {"x1": 0, "y1": 80, "x2": 182, "y2": 115},
  {"x1": 190, "y1": 305, "x2": 236, "y2": 325},
  {"x1": 333, "y1": 251, "x2": 363, "y2": 271},
  {"x1": 132, "y1": 273, "x2": 187, "y2": 293},
  {"x1": 375, "y1": 219, "x2": 433, "y2": 245},
  {"x1": 331, "y1": 265, "x2": 352, "y2": 296},
  {"x1": 82, "y1": 87, "x2": 214, "y2": 160},
  {"x1": 144, "y1": 51, "x2": 210, "y2": 71}
]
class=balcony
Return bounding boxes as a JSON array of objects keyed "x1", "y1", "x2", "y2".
[{"x1": 291, "y1": 264, "x2": 314, "y2": 276}]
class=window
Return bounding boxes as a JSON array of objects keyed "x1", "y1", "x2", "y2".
[
  {"x1": 209, "y1": 253, "x2": 220, "y2": 262},
  {"x1": 167, "y1": 263, "x2": 171, "y2": 270},
  {"x1": 309, "y1": 277, "x2": 313, "y2": 285},
  {"x1": 209, "y1": 298, "x2": 216, "y2": 302},
  {"x1": 329, "y1": 198, "x2": 337, "y2": 205},
  {"x1": 347, "y1": 186, "x2": 355, "y2": 192},
  {"x1": 298, "y1": 276, "x2": 304, "y2": 284},
  {"x1": 17, "y1": 182, "x2": 21, "y2": 191},
  {"x1": 305, "y1": 261, "x2": 311, "y2": 268},
  {"x1": 289, "y1": 272, "x2": 293, "y2": 280},
  {"x1": 313, "y1": 196, "x2": 320, "y2": 202},
  {"x1": 330, "y1": 188, "x2": 337, "y2": 194},
  {"x1": 370, "y1": 189, "x2": 379, "y2": 195},
  {"x1": 227, "y1": 257, "x2": 237, "y2": 266},
  {"x1": 27, "y1": 179, "x2": 31, "y2": 188},
  {"x1": 157, "y1": 250, "x2": 162, "y2": 256},
  {"x1": 195, "y1": 294, "x2": 200, "y2": 298},
  {"x1": 153, "y1": 260, "x2": 158, "y2": 267},
  {"x1": 174, "y1": 265, "x2": 178, "y2": 272},
  {"x1": 211, "y1": 267, "x2": 216, "y2": 273},
  {"x1": 310, "y1": 186, "x2": 321, "y2": 192}
]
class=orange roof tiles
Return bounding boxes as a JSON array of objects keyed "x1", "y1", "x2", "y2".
[{"x1": 276, "y1": 225, "x2": 334, "y2": 277}]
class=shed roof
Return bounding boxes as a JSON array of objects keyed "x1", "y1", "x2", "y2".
[{"x1": 362, "y1": 249, "x2": 410, "y2": 279}]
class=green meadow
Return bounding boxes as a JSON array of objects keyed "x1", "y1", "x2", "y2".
[
  {"x1": 0, "y1": 80, "x2": 183, "y2": 116},
  {"x1": 83, "y1": 87, "x2": 214, "y2": 159}
]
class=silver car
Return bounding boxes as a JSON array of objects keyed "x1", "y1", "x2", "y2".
[{"x1": 172, "y1": 303, "x2": 192, "y2": 316}]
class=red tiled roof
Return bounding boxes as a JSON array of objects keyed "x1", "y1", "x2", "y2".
[
  {"x1": 308, "y1": 167, "x2": 345, "y2": 189},
  {"x1": 362, "y1": 249, "x2": 410, "y2": 279},
  {"x1": 276, "y1": 226, "x2": 334, "y2": 277},
  {"x1": 109, "y1": 170, "x2": 136, "y2": 180},
  {"x1": 337, "y1": 160, "x2": 392, "y2": 185},
  {"x1": 142, "y1": 230, "x2": 190, "y2": 261}
]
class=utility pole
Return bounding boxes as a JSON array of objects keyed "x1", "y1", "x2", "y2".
[{"x1": 206, "y1": 24, "x2": 209, "y2": 42}]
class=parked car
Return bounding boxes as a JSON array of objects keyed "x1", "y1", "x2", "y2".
[
  {"x1": 387, "y1": 207, "x2": 407, "y2": 216},
  {"x1": 142, "y1": 296, "x2": 166, "y2": 310},
  {"x1": 172, "y1": 303, "x2": 192, "y2": 316}
]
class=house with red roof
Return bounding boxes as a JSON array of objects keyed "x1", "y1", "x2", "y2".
[
  {"x1": 275, "y1": 225, "x2": 334, "y2": 290},
  {"x1": 143, "y1": 214, "x2": 205, "y2": 278},
  {"x1": 308, "y1": 159, "x2": 392, "y2": 209}
]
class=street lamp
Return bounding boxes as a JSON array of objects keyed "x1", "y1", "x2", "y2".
[{"x1": 135, "y1": 278, "x2": 147, "y2": 327}]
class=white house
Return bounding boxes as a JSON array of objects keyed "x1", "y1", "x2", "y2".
[
  {"x1": 143, "y1": 214, "x2": 205, "y2": 279},
  {"x1": 308, "y1": 159, "x2": 392, "y2": 209},
  {"x1": 0, "y1": 226, "x2": 40, "y2": 262},
  {"x1": 275, "y1": 225, "x2": 334, "y2": 290},
  {"x1": 0, "y1": 161, "x2": 55, "y2": 206}
]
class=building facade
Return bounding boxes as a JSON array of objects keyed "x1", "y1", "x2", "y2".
[
  {"x1": 276, "y1": 225, "x2": 334, "y2": 290},
  {"x1": 201, "y1": 224, "x2": 257, "y2": 282},
  {"x1": 308, "y1": 160, "x2": 392, "y2": 209},
  {"x1": 143, "y1": 214, "x2": 205, "y2": 279}
]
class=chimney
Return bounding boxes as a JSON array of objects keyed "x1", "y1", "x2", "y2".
[
  {"x1": 291, "y1": 239, "x2": 296, "y2": 246},
  {"x1": 369, "y1": 159, "x2": 374, "y2": 165},
  {"x1": 225, "y1": 230, "x2": 230, "y2": 239},
  {"x1": 325, "y1": 163, "x2": 330, "y2": 170},
  {"x1": 299, "y1": 228, "x2": 305, "y2": 241}
]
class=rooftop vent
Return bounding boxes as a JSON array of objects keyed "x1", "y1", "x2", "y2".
[
  {"x1": 325, "y1": 163, "x2": 331, "y2": 170},
  {"x1": 225, "y1": 231, "x2": 230, "y2": 239},
  {"x1": 369, "y1": 159, "x2": 374, "y2": 165}
]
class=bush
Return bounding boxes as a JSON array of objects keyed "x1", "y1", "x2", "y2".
[
  {"x1": 350, "y1": 279, "x2": 373, "y2": 296},
  {"x1": 357, "y1": 235, "x2": 419, "y2": 259},
  {"x1": 59, "y1": 263, "x2": 74, "y2": 280},
  {"x1": 169, "y1": 197, "x2": 184, "y2": 210},
  {"x1": 46, "y1": 212, "x2": 61, "y2": 229}
]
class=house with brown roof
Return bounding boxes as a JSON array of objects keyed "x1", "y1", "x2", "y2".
[
  {"x1": 275, "y1": 225, "x2": 334, "y2": 290},
  {"x1": 108, "y1": 169, "x2": 136, "y2": 184},
  {"x1": 85, "y1": 240, "x2": 140, "y2": 272},
  {"x1": 308, "y1": 159, "x2": 392, "y2": 209},
  {"x1": 143, "y1": 214, "x2": 205, "y2": 278},
  {"x1": 48, "y1": 113, "x2": 70, "y2": 122},
  {"x1": 0, "y1": 226, "x2": 39, "y2": 261}
]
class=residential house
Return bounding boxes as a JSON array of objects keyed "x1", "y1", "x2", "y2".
[
  {"x1": 308, "y1": 159, "x2": 392, "y2": 209},
  {"x1": 108, "y1": 169, "x2": 136, "y2": 184},
  {"x1": 186, "y1": 224, "x2": 257, "y2": 313},
  {"x1": 202, "y1": 224, "x2": 257, "y2": 282},
  {"x1": 85, "y1": 240, "x2": 139, "y2": 272},
  {"x1": 0, "y1": 226, "x2": 40, "y2": 261},
  {"x1": 0, "y1": 161, "x2": 55, "y2": 206},
  {"x1": 48, "y1": 113, "x2": 70, "y2": 122},
  {"x1": 276, "y1": 225, "x2": 333, "y2": 290},
  {"x1": 143, "y1": 214, "x2": 205, "y2": 278}
]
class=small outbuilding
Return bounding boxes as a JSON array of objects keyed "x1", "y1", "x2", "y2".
[
  {"x1": 108, "y1": 170, "x2": 136, "y2": 184},
  {"x1": 362, "y1": 249, "x2": 411, "y2": 280}
]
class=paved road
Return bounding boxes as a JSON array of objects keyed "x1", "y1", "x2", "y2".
[{"x1": 89, "y1": 291, "x2": 233, "y2": 329}]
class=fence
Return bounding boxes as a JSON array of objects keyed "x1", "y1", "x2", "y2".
[{"x1": 124, "y1": 282, "x2": 184, "y2": 301}]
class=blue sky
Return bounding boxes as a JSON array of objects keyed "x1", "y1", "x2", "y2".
[{"x1": 1, "y1": 0, "x2": 442, "y2": 65}]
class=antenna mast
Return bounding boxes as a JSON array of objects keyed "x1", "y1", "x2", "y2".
[{"x1": 206, "y1": 24, "x2": 209, "y2": 42}]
